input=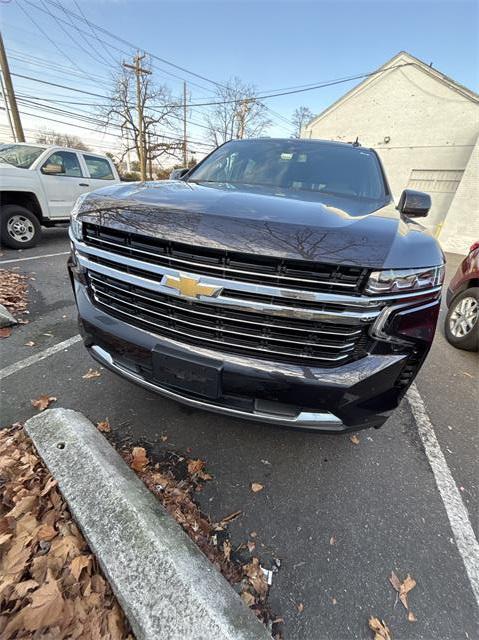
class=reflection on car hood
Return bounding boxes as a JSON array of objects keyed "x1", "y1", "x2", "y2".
[{"x1": 78, "y1": 180, "x2": 444, "y2": 269}]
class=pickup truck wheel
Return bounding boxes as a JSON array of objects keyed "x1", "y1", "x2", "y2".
[
  {"x1": 0, "y1": 205, "x2": 41, "y2": 249},
  {"x1": 445, "y1": 287, "x2": 479, "y2": 351}
]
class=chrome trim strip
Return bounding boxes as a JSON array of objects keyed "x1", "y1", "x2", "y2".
[
  {"x1": 89, "y1": 273, "x2": 362, "y2": 337},
  {"x1": 78, "y1": 254, "x2": 380, "y2": 325},
  {"x1": 90, "y1": 344, "x2": 345, "y2": 430},
  {"x1": 74, "y1": 238, "x2": 441, "y2": 308},
  {"x1": 92, "y1": 295, "x2": 351, "y2": 362},
  {"x1": 85, "y1": 233, "x2": 357, "y2": 288},
  {"x1": 91, "y1": 283, "x2": 357, "y2": 350}
]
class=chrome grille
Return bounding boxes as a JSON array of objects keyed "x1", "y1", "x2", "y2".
[
  {"x1": 87, "y1": 271, "x2": 371, "y2": 366},
  {"x1": 84, "y1": 224, "x2": 369, "y2": 294}
]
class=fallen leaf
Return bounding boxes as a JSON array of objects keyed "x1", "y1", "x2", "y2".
[
  {"x1": 24, "y1": 340, "x2": 36, "y2": 347},
  {"x1": 82, "y1": 368, "x2": 102, "y2": 379},
  {"x1": 408, "y1": 611, "x2": 417, "y2": 622},
  {"x1": 131, "y1": 446, "x2": 148, "y2": 472},
  {"x1": 13, "y1": 579, "x2": 39, "y2": 598},
  {"x1": 297, "y1": 602, "x2": 304, "y2": 613},
  {"x1": 462, "y1": 371, "x2": 473, "y2": 378},
  {"x1": 368, "y1": 616, "x2": 392, "y2": 640},
  {"x1": 36, "y1": 524, "x2": 57, "y2": 541},
  {"x1": 31, "y1": 395, "x2": 57, "y2": 411},
  {"x1": 223, "y1": 540, "x2": 232, "y2": 562},
  {"x1": 350, "y1": 434, "x2": 360, "y2": 445},
  {"x1": 70, "y1": 554, "x2": 91, "y2": 580},
  {"x1": 241, "y1": 590, "x2": 255, "y2": 607},
  {"x1": 389, "y1": 571, "x2": 416, "y2": 610},
  {"x1": 250, "y1": 531, "x2": 257, "y2": 538},
  {"x1": 97, "y1": 419, "x2": 111, "y2": 433},
  {"x1": 247, "y1": 541, "x2": 256, "y2": 553},
  {"x1": 187, "y1": 458, "x2": 205, "y2": 475},
  {"x1": 251, "y1": 482, "x2": 264, "y2": 493},
  {"x1": 21, "y1": 570, "x2": 64, "y2": 630},
  {"x1": 160, "y1": 435, "x2": 168, "y2": 442},
  {"x1": 0, "y1": 326, "x2": 12, "y2": 338},
  {"x1": 332, "y1": 597, "x2": 337, "y2": 605},
  {"x1": 330, "y1": 536, "x2": 336, "y2": 545}
]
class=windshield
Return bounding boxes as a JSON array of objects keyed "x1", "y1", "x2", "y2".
[
  {"x1": 188, "y1": 139, "x2": 387, "y2": 200},
  {"x1": 0, "y1": 144, "x2": 45, "y2": 169}
]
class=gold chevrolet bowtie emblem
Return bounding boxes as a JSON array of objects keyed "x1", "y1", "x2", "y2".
[{"x1": 163, "y1": 274, "x2": 222, "y2": 299}]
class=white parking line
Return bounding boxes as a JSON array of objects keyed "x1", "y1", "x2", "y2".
[
  {"x1": 407, "y1": 382, "x2": 479, "y2": 605},
  {"x1": 0, "y1": 251, "x2": 70, "y2": 265},
  {"x1": 0, "y1": 335, "x2": 82, "y2": 380}
]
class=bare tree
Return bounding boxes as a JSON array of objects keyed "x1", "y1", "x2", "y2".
[
  {"x1": 35, "y1": 129, "x2": 91, "y2": 151},
  {"x1": 104, "y1": 56, "x2": 182, "y2": 180},
  {"x1": 205, "y1": 77, "x2": 271, "y2": 146},
  {"x1": 291, "y1": 106, "x2": 314, "y2": 138}
]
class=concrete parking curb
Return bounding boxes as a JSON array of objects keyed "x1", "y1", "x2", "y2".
[
  {"x1": 0, "y1": 303, "x2": 17, "y2": 328},
  {"x1": 24, "y1": 408, "x2": 271, "y2": 640}
]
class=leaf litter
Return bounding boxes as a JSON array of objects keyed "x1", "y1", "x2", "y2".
[
  {"x1": 0, "y1": 423, "x2": 132, "y2": 639},
  {"x1": 0, "y1": 269, "x2": 29, "y2": 318},
  {"x1": 122, "y1": 444, "x2": 283, "y2": 638},
  {"x1": 30, "y1": 396, "x2": 57, "y2": 412}
]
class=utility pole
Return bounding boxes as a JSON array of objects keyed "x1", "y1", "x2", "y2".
[
  {"x1": 236, "y1": 99, "x2": 251, "y2": 139},
  {"x1": 183, "y1": 81, "x2": 188, "y2": 167},
  {"x1": 0, "y1": 31, "x2": 25, "y2": 142},
  {"x1": 0, "y1": 70, "x2": 15, "y2": 141},
  {"x1": 123, "y1": 52, "x2": 151, "y2": 181}
]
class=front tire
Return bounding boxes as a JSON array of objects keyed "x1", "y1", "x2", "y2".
[
  {"x1": 445, "y1": 287, "x2": 479, "y2": 351},
  {"x1": 0, "y1": 205, "x2": 41, "y2": 249}
]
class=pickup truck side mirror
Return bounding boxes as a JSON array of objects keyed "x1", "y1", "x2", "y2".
[
  {"x1": 169, "y1": 167, "x2": 189, "y2": 180},
  {"x1": 42, "y1": 163, "x2": 65, "y2": 175},
  {"x1": 397, "y1": 189, "x2": 431, "y2": 218}
]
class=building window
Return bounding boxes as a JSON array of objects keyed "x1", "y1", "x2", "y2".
[{"x1": 408, "y1": 169, "x2": 464, "y2": 193}]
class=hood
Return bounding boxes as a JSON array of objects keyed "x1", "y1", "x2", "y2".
[{"x1": 78, "y1": 180, "x2": 444, "y2": 269}]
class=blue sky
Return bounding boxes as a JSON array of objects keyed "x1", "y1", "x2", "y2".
[{"x1": 1, "y1": 0, "x2": 477, "y2": 157}]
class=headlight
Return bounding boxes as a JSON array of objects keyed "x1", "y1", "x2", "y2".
[
  {"x1": 70, "y1": 193, "x2": 89, "y2": 241},
  {"x1": 365, "y1": 265, "x2": 445, "y2": 295}
]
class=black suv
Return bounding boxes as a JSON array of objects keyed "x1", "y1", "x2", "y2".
[{"x1": 68, "y1": 139, "x2": 444, "y2": 431}]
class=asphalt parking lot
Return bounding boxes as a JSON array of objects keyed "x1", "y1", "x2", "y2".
[{"x1": 1, "y1": 227, "x2": 478, "y2": 640}]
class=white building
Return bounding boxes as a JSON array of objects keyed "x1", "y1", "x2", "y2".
[{"x1": 302, "y1": 51, "x2": 479, "y2": 255}]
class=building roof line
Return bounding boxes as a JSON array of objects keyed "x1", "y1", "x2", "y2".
[{"x1": 305, "y1": 51, "x2": 479, "y2": 132}]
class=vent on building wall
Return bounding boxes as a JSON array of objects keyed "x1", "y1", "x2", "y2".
[{"x1": 408, "y1": 169, "x2": 464, "y2": 193}]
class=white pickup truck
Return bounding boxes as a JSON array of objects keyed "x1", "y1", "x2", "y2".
[{"x1": 0, "y1": 142, "x2": 120, "y2": 248}]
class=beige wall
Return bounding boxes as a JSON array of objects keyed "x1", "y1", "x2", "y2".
[{"x1": 303, "y1": 60, "x2": 479, "y2": 248}]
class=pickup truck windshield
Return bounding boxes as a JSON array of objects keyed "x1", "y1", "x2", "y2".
[
  {"x1": 0, "y1": 144, "x2": 45, "y2": 169},
  {"x1": 188, "y1": 139, "x2": 386, "y2": 200}
]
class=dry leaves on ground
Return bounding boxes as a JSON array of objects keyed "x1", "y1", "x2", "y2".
[
  {"x1": 0, "y1": 327, "x2": 12, "y2": 339},
  {"x1": 96, "y1": 419, "x2": 111, "y2": 433},
  {"x1": 250, "y1": 482, "x2": 264, "y2": 493},
  {"x1": 24, "y1": 341, "x2": 35, "y2": 347},
  {"x1": 30, "y1": 395, "x2": 57, "y2": 412},
  {"x1": 389, "y1": 571, "x2": 417, "y2": 618},
  {"x1": 124, "y1": 446, "x2": 282, "y2": 637},
  {"x1": 0, "y1": 269, "x2": 29, "y2": 317},
  {"x1": 0, "y1": 423, "x2": 133, "y2": 639},
  {"x1": 350, "y1": 434, "x2": 360, "y2": 445},
  {"x1": 82, "y1": 369, "x2": 102, "y2": 380},
  {"x1": 369, "y1": 616, "x2": 392, "y2": 640}
]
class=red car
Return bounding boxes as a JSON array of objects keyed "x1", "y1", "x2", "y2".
[{"x1": 445, "y1": 241, "x2": 479, "y2": 351}]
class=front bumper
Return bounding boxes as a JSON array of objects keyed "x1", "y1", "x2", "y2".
[{"x1": 70, "y1": 269, "x2": 428, "y2": 431}]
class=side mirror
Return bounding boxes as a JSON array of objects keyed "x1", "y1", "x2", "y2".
[
  {"x1": 42, "y1": 163, "x2": 65, "y2": 175},
  {"x1": 397, "y1": 189, "x2": 431, "y2": 218},
  {"x1": 169, "y1": 167, "x2": 189, "y2": 180}
]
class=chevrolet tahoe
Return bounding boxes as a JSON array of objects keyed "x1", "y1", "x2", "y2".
[{"x1": 68, "y1": 138, "x2": 444, "y2": 431}]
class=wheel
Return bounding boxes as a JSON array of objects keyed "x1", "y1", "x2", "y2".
[
  {"x1": 0, "y1": 205, "x2": 41, "y2": 249},
  {"x1": 445, "y1": 287, "x2": 479, "y2": 351}
]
